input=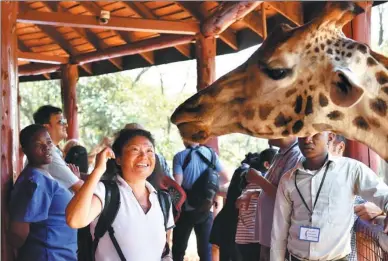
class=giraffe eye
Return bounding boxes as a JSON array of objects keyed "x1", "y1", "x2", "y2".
[{"x1": 263, "y1": 68, "x2": 290, "y2": 80}]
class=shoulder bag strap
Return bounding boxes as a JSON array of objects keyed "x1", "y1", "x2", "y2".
[
  {"x1": 196, "y1": 148, "x2": 216, "y2": 170},
  {"x1": 92, "y1": 180, "x2": 126, "y2": 261},
  {"x1": 182, "y1": 147, "x2": 197, "y2": 171}
]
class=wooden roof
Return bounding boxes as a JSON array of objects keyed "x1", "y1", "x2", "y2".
[{"x1": 17, "y1": 1, "x2": 381, "y2": 82}]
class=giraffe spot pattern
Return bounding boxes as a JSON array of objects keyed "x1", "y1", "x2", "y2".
[
  {"x1": 382, "y1": 87, "x2": 388, "y2": 96},
  {"x1": 326, "y1": 39, "x2": 332, "y2": 45},
  {"x1": 274, "y1": 113, "x2": 292, "y2": 127},
  {"x1": 285, "y1": 88, "x2": 297, "y2": 97},
  {"x1": 370, "y1": 98, "x2": 387, "y2": 117},
  {"x1": 259, "y1": 105, "x2": 274, "y2": 120},
  {"x1": 327, "y1": 110, "x2": 344, "y2": 120},
  {"x1": 306, "y1": 43, "x2": 312, "y2": 49},
  {"x1": 305, "y1": 96, "x2": 313, "y2": 115},
  {"x1": 327, "y1": 48, "x2": 333, "y2": 55},
  {"x1": 294, "y1": 95, "x2": 303, "y2": 114},
  {"x1": 312, "y1": 123, "x2": 333, "y2": 132},
  {"x1": 314, "y1": 47, "x2": 319, "y2": 53},
  {"x1": 368, "y1": 117, "x2": 381, "y2": 128},
  {"x1": 346, "y1": 53, "x2": 352, "y2": 58},
  {"x1": 367, "y1": 57, "x2": 377, "y2": 66},
  {"x1": 357, "y1": 44, "x2": 368, "y2": 54},
  {"x1": 282, "y1": 129, "x2": 290, "y2": 136},
  {"x1": 353, "y1": 116, "x2": 370, "y2": 131},
  {"x1": 320, "y1": 44, "x2": 325, "y2": 51},
  {"x1": 319, "y1": 93, "x2": 329, "y2": 107},
  {"x1": 243, "y1": 109, "x2": 255, "y2": 120},
  {"x1": 292, "y1": 120, "x2": 304, "y2": 134},
  {"x1": 347, "y1": 44, "x2": 356, "y2": 50},
  {"x1": 376, "y1": 71, "x2": 388, "y2": 85},
  {"x1": 231, "y1": 97, "x2": 247, "y2": 105},
  {"x1": 309, "y1": 85, "x2": 316, "y2": 91}
]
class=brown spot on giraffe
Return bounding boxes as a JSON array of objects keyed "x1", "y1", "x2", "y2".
[
  {"x1": 259, "y1": 105, "x2": 274, "y2": 120},
  {"x1": 346, "y1": 52, "x2": 352, "y2": 58},
  {"x1": 319, "y1": 93, "x2": 329, "y2": 107},
  {"x1": 327, "y1": 110, "x2": 344, "y2": 120},
  {"x1": 230, "y1": 97, "x2": 247, "y2": 105},
  {"x1": 353, "y1": 116, "x2": 370, "y2": 131},
  {"x1": 347, "y1": 44, "x2": 356, "y2": 50},
  {"x1": 313, "y1": 123, "x2": 333, "y2": 132},
  {"x1": 367, "y1": 57, "x2": 377, "y2": 66},
  {"x1": 282, "y1": 129, "x2": 290, "y2": 136},
  {"x1": 307, "y1": 76, "x2": 313, "y2": 82},
  {"x1": 326, "y1": 39, "x2": 332, "y2": 45},
  {"x1": 368, "y1": 117, "x2": 381, "y2": 128},
  {"x1": 285, "y1": 88, "x2": 297, "y2": 98},
  {"x1": 274, "y1": 113, "x2": 292, "y2": 127},
  {"x1": 292, "y1": 120, "x2": 304, "y2": 134},
  {"x1": 357, "y1": 44, "x2": 368, "y2": 54},
  {"x1": 306, "y1": 43, "x2": 312, "y2": 49},
  {"x1": 370, "y1": 98, "x2": 387, "y2": 117},
  {"x1": 294, "y1": 95, "x2": 303, "y2": 114},
  {"x1": 309, "y1": 85, "x2": 316, "y2": 91},
  {"x1": 314, "y1": 47, "x2": 319, "y2": 53},
  {"x1": 382, "y1": 87, "x2": 388, "y2": 96},
  {"x1": 327, "y1": 48, "x2": 333, "y2": 55},
  {"x1": 320, "y1": 44, "x2": 325, "y2": 51},
  {"x1": 376, "y1": 71, "x2": 388, "y2": 85},
  {"x1": 305, "y1": 96, "x2": 313, "y2": 115},
  {"x1": 243, "y1": 109, "x2": 255, "y2": 120}
]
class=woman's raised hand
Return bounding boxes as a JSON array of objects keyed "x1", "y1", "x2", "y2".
[{"x1": 94, "y1": 147, "x2": 115, "y2": 175}]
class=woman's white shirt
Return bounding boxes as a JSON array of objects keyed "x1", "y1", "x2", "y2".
[{"x1": 91, "y1": 176, "x2": 175, "y2": 261}]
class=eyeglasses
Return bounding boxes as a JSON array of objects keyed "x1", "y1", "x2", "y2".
[{"x1": 57, "y1": 119, "x2": 68, "y2": 126}]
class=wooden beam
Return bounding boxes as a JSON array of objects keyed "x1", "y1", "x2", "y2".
[
  {"x1": 175, "y1": 44, "x2": 191, "y2": 58},
  {"x1": 61, "y1": 64, "x2": 79, "y2": 139},
  {"x1": 78, "y1": 2, "x2": 155, "y2": 66},
  {"x1": 139, "y1": 51, "x2": 154, "y2": 65},
  {"x1": 268, "y1": 2, "x2": 303, "y2": 26},
  {"x1": 242, "y1": 11, "x2": 264, "y2": 37},
  {"x1": 74, "y1": 35, "x2": 195, "y2": 64},
  {"x1": 42, "y1": 73, "x2": 51, "y2": 80},
  {"x1": 79, "y1": 63, "x2": 92, "y2": 75},
  {"x1": 18, "y1": 63, "x2": 60, "y2": 76},
  {"x1": 18, "y1": 51, "x2": 69, "y2": 64},
  {"x1": 177, "y1": 2, "x2": 238, "y2": 50},
  {"x1": 202, "y1": 2, "x2": 262, "y2": 37},
  {"x1": 261, "y1": 3, "x2": 267, "y2": 39},
  {"x1": 17, "y1": 10, "x2": 200, "y2": 35}
]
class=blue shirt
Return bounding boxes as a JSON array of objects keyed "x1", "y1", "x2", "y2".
[
  {"x1": 10, "y1": 167, "x2": 77, "y2": 261},
  {"x1": 173, "y1": 146, "x2": 222, "y2": 190}
]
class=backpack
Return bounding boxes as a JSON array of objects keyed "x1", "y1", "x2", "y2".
[
  {"x1": 182, "y1": 146, "x2": 220, "y2": 212},
  {"x1": 77, "y1": 180, "x2": 172, "y2": 261}
]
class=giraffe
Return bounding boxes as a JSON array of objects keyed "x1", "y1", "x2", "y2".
[{"x1": 171, "y1": 2, "x2": 388, "y2": 160}]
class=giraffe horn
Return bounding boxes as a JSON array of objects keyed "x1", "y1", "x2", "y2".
[{"x1": 315, "y1": 2, "x2": 365, "y2": 29}]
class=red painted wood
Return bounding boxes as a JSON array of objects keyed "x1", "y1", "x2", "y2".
[
  {"x1": 342, "y1": 3, "x2": 379, "y2": 173},
  {"x1": 195, "y1": 34, "x2": 219, "y2": 154},
  {"x1": 60, "y1": 64, "x2": 79, "y2": 140},
  {"x1": 1, "y1": 2, "x2": 19, "y2": 261}
]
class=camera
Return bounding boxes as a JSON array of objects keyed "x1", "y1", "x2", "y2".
[{"x1": 98, "y1": 10, "x2": 110, "y2": 25}]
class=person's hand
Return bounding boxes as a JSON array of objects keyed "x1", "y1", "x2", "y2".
[
  {"x1": 236, "y1": 190, "x2": 255, "y2": 210},
  {"x1": 245, "y1": 168, "x2": 262, "y2": 184},
  {"x1": 94, "y1": 147, "x2": 115, "y2": 174},
  {"x1": 68, "y1": 164, "x2": 80, "y2": 178},
  {"x1": 354, "y1": 202, "x2": 384, "y2": 221}
]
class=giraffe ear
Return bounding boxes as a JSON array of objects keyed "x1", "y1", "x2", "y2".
[
  {"x1": 317, "y1": 2, "x2": 364, "y2": 29},
  {"x1": 329, "y1": 67, "x2": 364, "y2": 108}
]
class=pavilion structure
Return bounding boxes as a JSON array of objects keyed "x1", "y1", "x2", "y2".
[{"x1": 1, "y1": 1, "x2": 386, "y2": 260}]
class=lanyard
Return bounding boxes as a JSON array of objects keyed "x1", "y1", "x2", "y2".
[{"x1": 294, "y1": 160, "x2": 331, "y2": 222}]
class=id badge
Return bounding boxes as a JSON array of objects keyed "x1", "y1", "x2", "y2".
[{"x1": 298, "y1": 226, "x2": 320, "y2": 242}]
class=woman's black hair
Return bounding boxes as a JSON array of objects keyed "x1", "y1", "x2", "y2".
[
  {"x1": 112, "y1": 128, "x2": 155, "y2": 157},
  {"x1": 20, "y1": 124, "x2": 47, "y2": 149}
]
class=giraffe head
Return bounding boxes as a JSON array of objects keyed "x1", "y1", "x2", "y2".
[{"x1": 171, "y1": 2, "x2": 388, "y2": 160}]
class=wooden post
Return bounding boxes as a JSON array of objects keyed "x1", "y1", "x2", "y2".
[
  {"x1": 1, "y1": 2, "x2": 19, "y2": 261},
  {"x1": 342, "y1": 3, "x2": 379, "y2": 174},
  {"x1": 60, "y1": 64, "x2": 79, "y2": 140},
  {"x1": 195, "y1": 34, "x2": 219, "y2": 154}
]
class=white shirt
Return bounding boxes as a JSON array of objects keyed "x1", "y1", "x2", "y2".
[
  {"x1": 271, "y1": 155, "x2": 388, "y2": 261},
  {"x1": 91, "y1": 176, "x2": 175, "y2": 261},
  {"x1": 43, "y1": 146, "x2": 80, "y2": 188}
]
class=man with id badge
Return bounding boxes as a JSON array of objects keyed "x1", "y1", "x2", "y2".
[{"x1": 270, "y1": 132, "x2": 388, "y2": 261}]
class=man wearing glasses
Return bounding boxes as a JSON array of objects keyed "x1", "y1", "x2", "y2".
[{"x1": 33, "y1": 105, "x2": 84, "y2": 192}]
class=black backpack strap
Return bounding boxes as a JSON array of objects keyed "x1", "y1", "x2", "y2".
[
  {"x1": 182, "y1": 147, "x2": 197, "y2": 171},
  {"x1": 196, "y1": 148, "x2": 216, "y2": 170},
  {"x1": 157, "y1": 189, "x2": 172, "y2": 229},
  {"x1": 92, "y1": 180, "x2": 126, "y2": 261}
]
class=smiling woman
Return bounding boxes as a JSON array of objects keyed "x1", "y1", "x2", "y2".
[{"x1": 66, "y1": 128, "x2": 175, "y2": 261}]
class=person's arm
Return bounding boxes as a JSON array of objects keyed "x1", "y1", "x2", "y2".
[
  {"x1": 235, "y1": 189, "x2": 261, "y2": 210},
  {"x1": 172, "y1": 154, "x2": 183, "y2": 186},
  {"x1": 48, "y1": 152, "x2": 82, "y2": 193},
  {"x1": 270, "y1": 176, "x2": 292, "y2": 261},
  {"x1": 354, "y1": 202, "x2": 384, "y2": 221},
  {"x1": 246, "y1": 168, "x2": 278, "y2": 198},
  {"x1": 8, "y1": 221, "x2": 29, "y2": 248},
  {"x1": 66, "y1": 148, "x2": 114, "y2": 228},
  {"x1": 352, "y1": 162, "x2": 388, "y2": 232}
]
